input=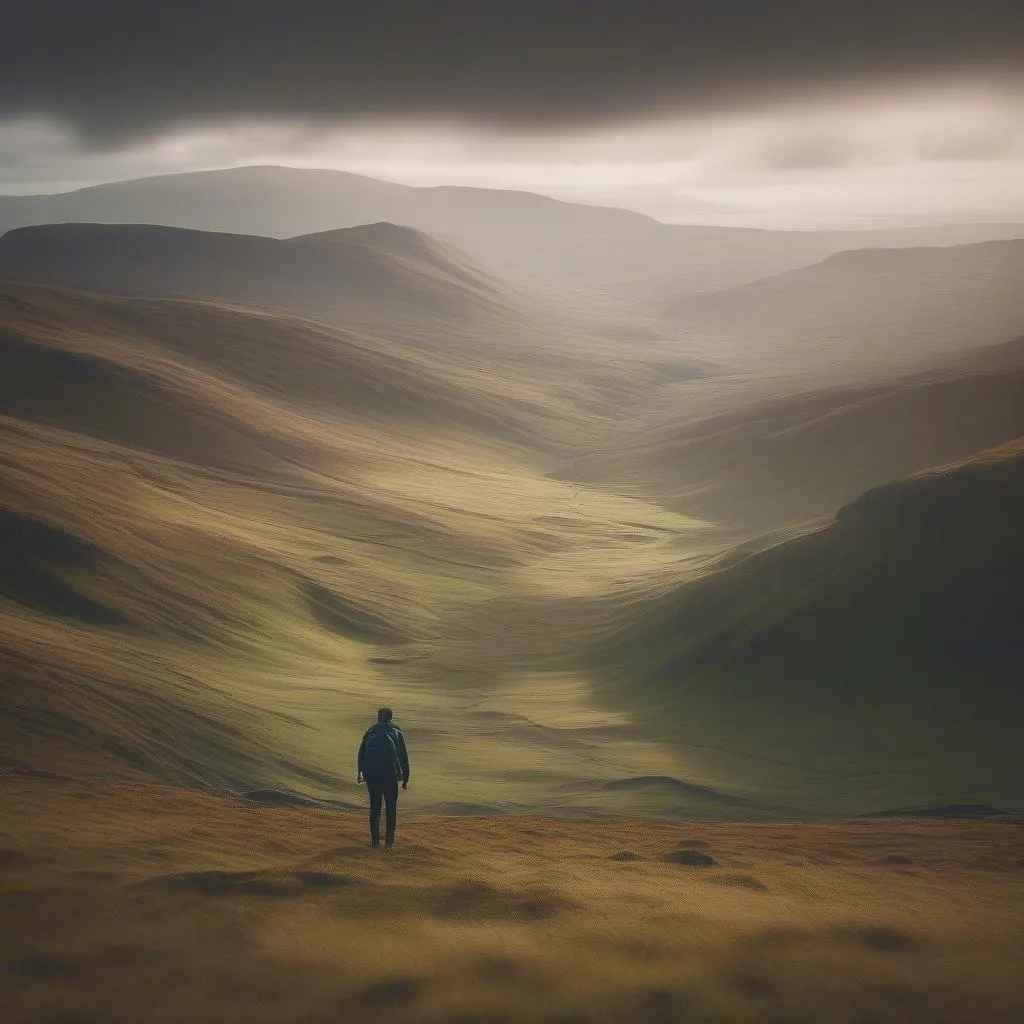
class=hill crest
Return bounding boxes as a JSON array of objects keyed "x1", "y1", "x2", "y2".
[{"x1": 0, "y1": 220, "x2": 513, "y2": 327}]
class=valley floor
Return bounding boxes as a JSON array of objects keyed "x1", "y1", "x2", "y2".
[{"x1": 3, "y1": 776, "x2": 1023, "y2": 1024}]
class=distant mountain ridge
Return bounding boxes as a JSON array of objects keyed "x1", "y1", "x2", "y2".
[
  {"x1": 667, "y1": 237, "x2": 1024, "y2": 373},
  {"x1": 2, "y1": 165, "x2": 1022, "y2": 300}
]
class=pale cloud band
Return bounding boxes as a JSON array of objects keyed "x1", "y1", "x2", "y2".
[{"x1": 3, "y1": 83, "x2": 1022, "y2": 228}]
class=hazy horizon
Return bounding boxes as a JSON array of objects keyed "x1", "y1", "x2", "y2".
[
  {"x1": 2, "y1": 111, "x2": 1022, "y2": 232},
  {"x1": 3, "y1": 3, "x2": 1023, "y2": 230}
]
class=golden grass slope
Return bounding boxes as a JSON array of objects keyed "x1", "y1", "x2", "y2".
[
  {"x1": 0, "y1": 280, "x2": 719, "y2": 810},
  {"x1": 3, "y1": 776, "x2": 1024, "y2": 1024},
  {"x1": 0, "y1": 278, "x2": 581, "y2": 450}
]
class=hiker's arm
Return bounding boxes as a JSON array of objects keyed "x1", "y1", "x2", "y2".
[
  {"x1": 398, "y1": 732, "x2": 410, "y2": 785},
  {"x1": 357, "y1": 736, "x2": 366, "y2": 780}
]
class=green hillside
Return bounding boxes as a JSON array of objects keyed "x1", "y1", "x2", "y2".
[
  {"x1": 591, "y1": 441, "x2": 1024, "y2": 813},
  {"x1": 567, "y1": 357, "x2": 1024, "y2": 532}
]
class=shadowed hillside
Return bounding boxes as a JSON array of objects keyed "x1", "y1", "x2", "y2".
[
  {"x1": 592, "y1": 441, "x2": 1024, "y2": 813},
  {"x1": 0, "y1": 280, "x2": 566, "y2": 451},
  {"x1": 0, "y1": 282, "x2": 532, "y2": 787},
  {"x1": 0, "y1": 221, "x2": 514, "y2": 328},
  {"x1": 668, "y1": 239, "x2": 1024, "y2": 374},
  {"x1": 0, "y1": 222, "x2": 695, "y2": 401},
  {"x1": 3, "y1": 165, "x2": 1023, "y2": 301}
]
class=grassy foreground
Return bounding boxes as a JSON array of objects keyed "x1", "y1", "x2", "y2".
[{"x1": 3, "y1": 776, "x2": 1023, "y2": 1024}]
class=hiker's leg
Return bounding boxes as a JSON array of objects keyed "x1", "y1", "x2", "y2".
[
  {"x1": 383, "y1": 778, "x2": 399, "y2": 846},
  {"x1": 368, "y1": 780, "x2": 383, "y2": 845}
]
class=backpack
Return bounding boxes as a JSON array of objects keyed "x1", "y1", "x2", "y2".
[{"x1": 363, "y1": 726, "x2": 400, "y2": 779}]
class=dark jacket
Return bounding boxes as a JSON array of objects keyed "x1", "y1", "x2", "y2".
[{"x1": 358, "y1": 722, "x2": 410, "y2": 783}]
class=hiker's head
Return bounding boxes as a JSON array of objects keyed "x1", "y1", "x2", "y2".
[{"x1": 377, "y1": 706, "x2": 393, "y2": 723}]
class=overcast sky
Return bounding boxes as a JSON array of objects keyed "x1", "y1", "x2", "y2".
[{"x1": 3, "y1": 2, "x2": 1023, "y2": 226}]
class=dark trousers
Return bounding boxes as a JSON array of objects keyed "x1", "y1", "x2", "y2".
[{"x1": 366, "y1": 774, "x2": 399, "y2": 845}]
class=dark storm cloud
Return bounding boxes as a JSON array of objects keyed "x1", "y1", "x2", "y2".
[{"x1": 4, "y1": 1, "x2": 1023, "y2": 143}]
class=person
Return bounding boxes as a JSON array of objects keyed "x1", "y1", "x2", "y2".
[{"x1": 356, "y1": 706, "x2": 410, "y2": 847}]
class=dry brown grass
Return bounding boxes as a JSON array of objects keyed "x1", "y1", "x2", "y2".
[{"x1": 3, "y1": 777, "x2": 1023, "y2": 1024}]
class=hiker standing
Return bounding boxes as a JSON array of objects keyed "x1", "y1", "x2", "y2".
[{"x1": 357, "y1": 706, "x2": 410, "y2": 847}]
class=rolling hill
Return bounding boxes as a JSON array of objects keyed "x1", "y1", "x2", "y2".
[
  {"x1": 0, "y1": 280, "x2": 714, "y2": 812},
  {"x1": 0, "y1": 279, "x2": 566, "y2": 454},
  {"x1": 0, "y1": 221, "x2": 697, "y2": 405},
  {"x1": 591, "y1": 440, "x2": 1024, "y2": 813},
  {"x1": 3, "y1": 165, "x2": 1023, "y2": 301},
  {"x1": 0, "y1": 279, "x2": 533, "y2": 786},
  {"x1": 565, "y1": 337, "x2": 1024, "y2": 531},
  {"x1": 0, "y1": 220, "x2": 513, "y2": 328},
  {"x1": 668, "y1": 239, "x2": 1024, "y2": 374}
]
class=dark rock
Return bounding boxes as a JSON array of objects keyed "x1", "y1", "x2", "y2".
[
  {"x1": 873, "y1": 854, "x2": 914, "y2": 866},
  {"x1": 710, "y1": 872, "x2": 768, "y2": 891},
  {"x1": 660, "y1": 849, "x2": 719, "y2": 867}
]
